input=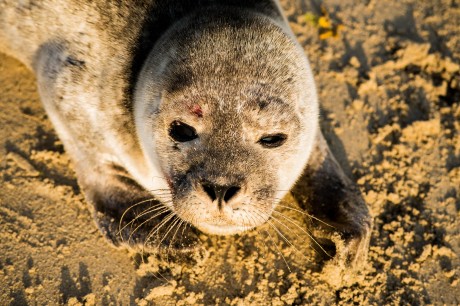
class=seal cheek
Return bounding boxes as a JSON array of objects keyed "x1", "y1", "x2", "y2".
[{"x1": 164, "y1": 174, "x2": 174, "y2": 190}]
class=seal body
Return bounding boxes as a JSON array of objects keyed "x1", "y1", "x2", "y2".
[{"x1": 0, "y1": 0, "x2": 371, "y2": 265}]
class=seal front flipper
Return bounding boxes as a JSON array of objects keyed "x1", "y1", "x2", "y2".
[
  {"x1": 79, "y1": 166, "x2": 200, "y2": 253},
  {"x1": 291, "y1": 131, "x2": 372, "y2": 271}
]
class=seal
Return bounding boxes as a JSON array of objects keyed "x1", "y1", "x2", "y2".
[{"x1": 0, "y1": 0, "x2": 372, "y2": 265}]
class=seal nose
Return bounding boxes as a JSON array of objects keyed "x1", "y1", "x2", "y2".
[{"x1": 202, "y1": 183, "x2": 241, "y2": 205}]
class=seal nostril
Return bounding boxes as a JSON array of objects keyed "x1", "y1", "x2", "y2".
[
  {"x1": 224, "y1": 186, "x2": 240, "y2": 202},
  {"x1": 202, "y1": 184, "x2": 240, "y2": 203},
  {"x1": 202, "y1": 184, "x2": 217, "y2": 201}
]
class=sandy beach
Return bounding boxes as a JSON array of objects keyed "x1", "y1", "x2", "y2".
[{"x1": 1, "y1": 0, "x2": 459, "y2": 304}]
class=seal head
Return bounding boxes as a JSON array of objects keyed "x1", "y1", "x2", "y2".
[{"x1": 135, "y1": 8, "x2": 319, "y2": 235}]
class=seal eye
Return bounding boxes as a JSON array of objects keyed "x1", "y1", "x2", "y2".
[
  {"x1": 169, "y1": 121, "x2": 198, "y2": 142},
  {"x1": 258, "y1": 134, "x2": 287, "y2": 148}
]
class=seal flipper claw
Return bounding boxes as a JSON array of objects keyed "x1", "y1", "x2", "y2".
[
  {"x1": 291, "y1": 131, "x2": 372, "y2": 270},
  {"x1": 80, "y1": 170, "x2": 200, "y2": 253}
]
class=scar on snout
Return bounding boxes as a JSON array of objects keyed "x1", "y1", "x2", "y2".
[{"x1": 190, "y1": 104, "x2": 203, "y2": 117}]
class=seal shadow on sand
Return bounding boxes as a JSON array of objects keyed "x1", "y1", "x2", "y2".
[{"x1": 59, "y1": 263, "x2": 92, "y2": 304}]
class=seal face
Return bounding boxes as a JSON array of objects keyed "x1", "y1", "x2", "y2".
[
  {"x1": 1, "y1": 0, "x2": 372, "y2": 266},
  {"x1": 134, "y1": 9, "x2": 318, "y2": 235}
]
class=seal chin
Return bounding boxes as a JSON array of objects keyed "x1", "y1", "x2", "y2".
[{"x1": 196, "y1": 223, "x2": 254, "y2": 236}]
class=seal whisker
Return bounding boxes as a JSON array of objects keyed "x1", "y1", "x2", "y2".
[
  {"x1": 140, "y1": 212, "x2": 174, "y2": 255},
  {"x1": 144, "y1": 212, "x2": 177, "y2": 248},
  {"x1": 275, "y1": 204, "x2": 335, "y2": 228},
  {"x1": 124, "y1": 203, "x2": 165, "y2": 228},
  {"x1": 166, "y1": 218, "x2": 185, "y2": 254},
  {"x1": 263, "y1": 228, "x2": 291, "y2": 272},
  {"x1": 127, "y1": 208, "x2": 171, "y2": 244},
  {"x1": 179, "y1": 218, "x2": 191, "y2": 249},
  {"x1": 240, "y1": 213, "x2": 266, "y2": 258},
  {"x1": 148, "y1": 194, "x2": 172, "y2": 199},
  {"x1": 157, "y1": 215, "x2": 181, "y2": 250},
  {"x1": 239, "y1": 210, "x2": 254, "y2": 232},
  {"x1": 118, "y1": 204, "x2": 168, "y2": 237},
  {"x1": 271, "y1": 211, "x2": 333, "y2": 258},
  {"x1": 155, "y1": 215, "x2": 181, "y2": 264},
  {"x1": 250, "y1": 208, "x2": 310, "y2": 260},
  {"x1": 151, "y1": 176, "x2": 169, "y2": 181},
  {"x1": 247, "y1": 209, "x2": 294, "y2": 270},
  {"x1": 251, "y1": 207, "x2": 331, "y2": 258},
  {"x1": 242, "y1": 210, "x2": 257, "y2": 232},
  {"x1": 162, "y1": 218, "x2": 183, "y2": 264},
  {"x1": 119, "y1": 198, "x2": 156, "y2": 228},
  {"x1": 263, "y1": 216, "x2": 313, "y2": 262},
  {"x1": 118, "y1": 197, "x2": 168, "y2": 233},
  {"x1": 147, "y1": 189, "x2": 172, "y2": 194},
  {"x1": 148, "y1": 193, "x2": 173, "y2": 201},
  {"x1": 125, "y1": 208, "x2": 170, "y2": 244},
  {"x1": 265, "y1": 219, "x2": 310, "y2": 262}
]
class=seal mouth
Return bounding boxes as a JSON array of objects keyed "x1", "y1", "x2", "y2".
[
  {"x1": 195, "y1": 223, "x2": 255, "y2": 236},
  {"x1": 173, "y1": 202, "x2": 272, "y2": 236},
  {"x1": 165, "y1": 176, "x2": 275, "y2": 236}
]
